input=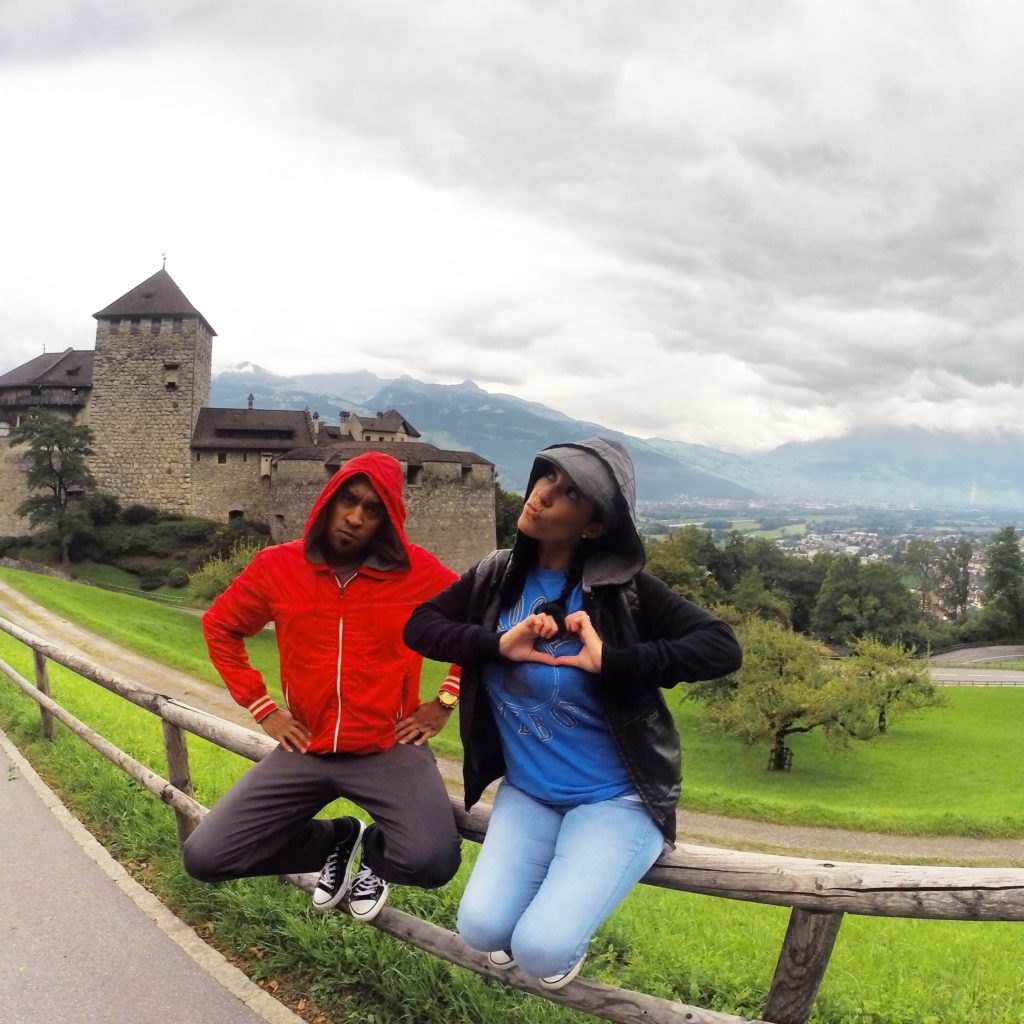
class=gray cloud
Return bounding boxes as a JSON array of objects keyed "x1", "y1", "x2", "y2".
[{"x1": 4, "y1": 0, "x2": 1024, "y2": 448}]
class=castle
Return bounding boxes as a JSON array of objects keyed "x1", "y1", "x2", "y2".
[{"x1": 0, "y1": 269, "x2": 496, "y2": 572}]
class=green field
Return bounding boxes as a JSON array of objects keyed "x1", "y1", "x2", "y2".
[
  {"x1": 1, "y1": 627, "x2": 1022, "y2": 1023},
  {"x1": 3, "y1": 566, "x2": 1023, "y2": 838}
]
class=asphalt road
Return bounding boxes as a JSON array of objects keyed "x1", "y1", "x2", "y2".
[
  {"x1": 0, "y1": 731, "x2": 303, "y2": 1024},
  {"x1": 929, "y1": 666, "x2": 1024, "y2": 685}
]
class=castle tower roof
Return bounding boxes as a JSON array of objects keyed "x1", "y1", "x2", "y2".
[{"x1": 93, "y1": 268, "x2": 217, "y2": 335}]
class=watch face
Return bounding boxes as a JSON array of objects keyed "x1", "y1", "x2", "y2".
[{"x1": 439, "y1": 691, "x2": 458, "y2": 708}]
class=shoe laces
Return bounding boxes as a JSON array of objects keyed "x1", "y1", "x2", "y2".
[
  {"x1": 318, "y1": 848, "x2": 339, "y2": 887},
  {"x1": 350, "y1": 866, "x2": 382, "y2": 899}
]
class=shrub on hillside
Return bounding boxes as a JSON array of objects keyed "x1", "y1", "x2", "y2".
[
  {"x1": 166, "y1": 567, "x2": 190, "y2": 589},
  {"x1": 86, "y1": 492, "x2": 121, "y2": 526},
  {"x1": 159, "y1": 518, "x2": 219, "y2": 544},
  {"x1": 0, "y1": 535, "x2": 24, "y2": 557},
  {"x1": 122, "y1": 504, "x2": 158, "y2": 526},
  {"x1": 189, "y1": 539, "x2": 266, "y2": 602},
  {"x1": 138, "y1": 567, "x2": 168, "y2": 591}
]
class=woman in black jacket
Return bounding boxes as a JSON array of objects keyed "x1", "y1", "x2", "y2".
[{"x1": 404, "y1": 437, "x2": 741, "y2": 989}]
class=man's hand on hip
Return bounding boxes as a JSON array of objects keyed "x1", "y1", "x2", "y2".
[
  {"x1": 260, "y1": 708, "x2": 312, "y2": 753},
  {"x1": 395, "y1": 699, "x2": 451, "y2": 746}
]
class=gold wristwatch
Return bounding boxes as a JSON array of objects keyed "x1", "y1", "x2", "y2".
[{"x1": 437, "y1": 690, "x2": 459, "y2": 712}]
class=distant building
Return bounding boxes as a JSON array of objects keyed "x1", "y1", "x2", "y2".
[{"x1": 0, "y1": 269, "x2": 495, "y2": 571}]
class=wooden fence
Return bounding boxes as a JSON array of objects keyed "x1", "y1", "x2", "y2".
[{"x1": 2, "y1": 612, "x2": 1023, "y2": 1024}]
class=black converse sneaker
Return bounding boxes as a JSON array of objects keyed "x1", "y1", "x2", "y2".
[
  {"x1": 347, "y1": 864, "x2": 389, "y2": 922},
  {"x1": 312, "y1": 817, "x2": 365, "y2": 911}
]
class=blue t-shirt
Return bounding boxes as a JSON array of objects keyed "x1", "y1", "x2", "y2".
[{"x1": 483, "y1": 566, "x2": 633, "y2": 806}]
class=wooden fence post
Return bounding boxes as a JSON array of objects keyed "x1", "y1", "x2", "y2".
[
  {"x1": 161, "y1": 720, "x2": 195, "y2": 846},
  {"x1": 32, "y1": 649, "x2": 55, "y2": 741},
  {"x1": 763, "y1": 908, "x2": 844, "y2": 1024}
]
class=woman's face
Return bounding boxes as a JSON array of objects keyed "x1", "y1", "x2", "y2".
[{"x1": 518, "y1": 464, "x2": 603, "y2": 551}]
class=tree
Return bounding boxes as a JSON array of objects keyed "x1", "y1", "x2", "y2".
[
  {"x1": 938, "y1": 538, "x2": 973, "y2": 620},
  {"x1": 729, "y1": 568, "x2": 791, "y2": 625},
  {"x1": 645, "y1": 525, "x2": 721, "y2": 604},
  {"x1": 902, "y1": 538, "x2": 941, "y2": 615},
  {"x1": 810, "y1": 556, "x2": 917, "y2": 646},
  {"x1": 10, "y1": 412, "x2": 95, "y2": 565},
  {"x1": 493, "y1": 482, "x2": 523, "y2": 549},
  {"x1": 839, "y1": 636, "x2": 945, "y2": 736},
  {"x1": 982, "y1": 527, "x2": 1024, "y2": 637},
  {"x1": 690, "y1": 619, "x2": 870, "y2": 770}
]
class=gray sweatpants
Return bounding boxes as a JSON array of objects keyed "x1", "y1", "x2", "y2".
[{"x1": 183, "y1": 742, "x2": 461, "y2": 888}]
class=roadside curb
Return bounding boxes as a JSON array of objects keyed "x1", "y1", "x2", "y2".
[{"x1": 0, "y1": 727, "x2": 304, "y2": 1024}]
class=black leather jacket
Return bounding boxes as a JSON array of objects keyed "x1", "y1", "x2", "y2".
[{"x1": 404, "y1": 546, "x2": 742, "y2": 842}]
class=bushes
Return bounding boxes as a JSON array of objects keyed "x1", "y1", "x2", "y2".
[
  {"x1": 138, "y1": 568, "x2": 168, "y2": 591},
  {"x1": 86, "y1": 492, "x2": 121, "y2": 526},
  {"x1": 0, "y1": 535, "x2": 25, "y2": 558},
  {"x1": 189, "y1": 539, "x2": 266, "y2": 602},
  {"x1": 121, "y1": 504, "x2": 158, "y2": 526},
  {"x1": 166, "y1": 567, "x2": 190, "y2": 589}
]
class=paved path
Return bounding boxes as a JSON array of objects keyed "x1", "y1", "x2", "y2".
[
  {"x1": 2, "y1": 575, "x2": 1022, "y2": 870},
  {"x1": 929, "y1": 645, "x2": 1024, "y2": 664},
  {"x1": 0, "y1": 729, "x2": 303, "y2": 1024},
  {"x1": 930, "y1": 666, "x2": 1024, "y2": 686}
]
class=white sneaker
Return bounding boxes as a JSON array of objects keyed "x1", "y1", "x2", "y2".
[
  {"x1": 487, "y1": 950, "x2": 516, "y2": 970},
  {"x1": 347, "y1": 864, "x2": 389, "y2": 922},
  {"x1": 539, "y1": 954, "x2": 586, "y2": 991}
]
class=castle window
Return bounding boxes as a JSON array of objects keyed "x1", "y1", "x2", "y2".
[
  {"x1": 195, "y1": 452, "x2": 201, "y2": 462},
  {"x1": 165, "y1": 382, "x2": 178, "y2": 391},
  {"x1": 150, "y1": 317, "x2": 161, "y2": 334},
  {"x1": 461, "y1": 466, "x2": 473, "y2": 485},
  {"x1": 217, "y1": 452, "x2": 227, "y2": 464},
  {"x1": 130, "y1": 318, "x2": 141, "y2": 334},
  {"x1": 110, "y1": 318, "x2": 120, "y2": 334},
  {"x1": 242, "y1": 452, "x2": 248, "y2": 462},
  {"x1": 172, "y1": 317, "x2": 183, "y2": 333},
  {"x1": 228, "y1": 509, "x2": 244, "y2": 521},
  {"x1": 406, "y1": 464, "x2": 423, "y2": 486}
]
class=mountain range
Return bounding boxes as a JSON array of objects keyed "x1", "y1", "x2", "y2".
[{"x1": 211, "y1": 365, "x2": 1024, "y2": 509}]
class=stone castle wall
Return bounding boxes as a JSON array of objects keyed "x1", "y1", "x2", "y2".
[
  {"x1": 0, "y1": 439, "x2": 29, "y2": 537},
  {"x1": 267, "y1": 457, "x2": 495, "y2": 573},
  {"x1": 0, "y1": 406, "x2": 85, "y2": 538},
  {"x1": 88, "y1": 317, "x2": 212, "y2": 513},
  {"x1": 404, "y1": 462, "x2": 496, "y2": 572},
  {"x1": 190, "y1": 450, "x2": 275, "y2": 525}
]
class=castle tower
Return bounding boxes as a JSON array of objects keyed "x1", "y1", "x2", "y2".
[{"x1": 88, "y1": 268, "x2": 215, "y2": 513}]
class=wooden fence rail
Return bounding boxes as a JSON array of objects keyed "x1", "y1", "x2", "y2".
[{"x1": 2, "y1": 612, "x2": 1023, "y2": 1024}]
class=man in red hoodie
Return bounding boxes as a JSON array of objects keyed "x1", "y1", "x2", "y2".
[{"x1": 183, "y1": 452, "x2": 462, "y2": 922}]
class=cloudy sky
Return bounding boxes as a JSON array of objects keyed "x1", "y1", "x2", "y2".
[{"x1": 2, "y1": 0, "x2": 1023, "y2": 452}]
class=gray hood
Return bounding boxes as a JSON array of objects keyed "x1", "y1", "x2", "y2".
[{"x1": 519, "y1": 436, "x2": 645, "y2": 588}]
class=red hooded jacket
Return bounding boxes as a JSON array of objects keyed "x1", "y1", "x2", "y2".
[{"x1": 202, "y1": 451, "x2": 460, "y2": 754}]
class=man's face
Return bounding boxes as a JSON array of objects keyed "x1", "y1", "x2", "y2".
[{"x1": 323, "y1": 475, "x2": 387, "y2": 562}]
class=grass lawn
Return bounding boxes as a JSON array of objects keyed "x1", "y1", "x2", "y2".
[
  {"x1": 1, "y1": 632, "x2": 1022, "y2": 1024},
  {"x1": 3, "y1": 566, "x2": 1023, "y2": 837}
]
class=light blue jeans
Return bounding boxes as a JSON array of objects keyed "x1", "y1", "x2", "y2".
[{"x1": 457, "y1": 780, "x2": 665, "y2": 978}]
